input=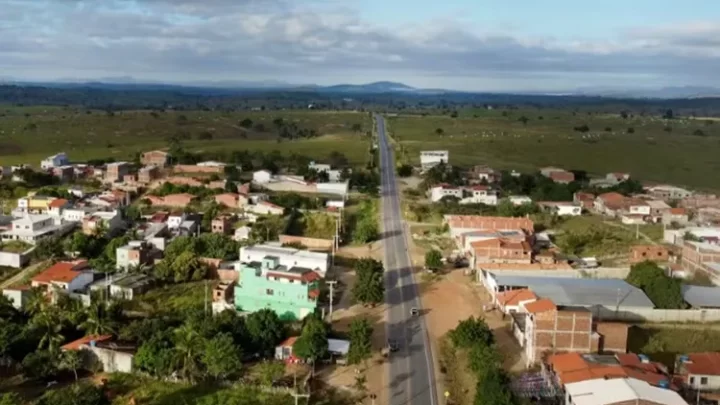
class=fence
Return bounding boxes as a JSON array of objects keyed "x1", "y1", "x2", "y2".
[{"x1": 593, "y1": 306, "x2": 720, "y2": 323}]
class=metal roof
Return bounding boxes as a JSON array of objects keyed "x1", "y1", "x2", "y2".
[
  {"x1": 682, "y1": 285, "x2": 720, "y2": 308},
  {"x1": 490, "y1": 273, "x2": 654, "y2": 308},
  {"x1": 565, "y1": 378, "x2": 687, "y2": 405}
]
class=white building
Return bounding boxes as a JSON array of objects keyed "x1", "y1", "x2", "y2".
[
  {"x1": 197, "y1": 161, "x2": 227, "y2": 167},
  {"x1": 460, "y1": 186, "x2": 498, "y2": 206},
  {"x1": 2, "y1": 287, "x2": 30, "y2": 309},
  {"x1": 509, "y1": 196, "x2": 533, "y2": 206},
  {"x1": 239, "y1": 243, "x2": 330, "y2": 277},
  {"x1": 253, "y1": 170, "x2": 273, "y2": 184},
  {"x1": 539, "y1": 202, "x2": 582, "y2": 216},
  {"x1": 430, "y1": 185, "x2": 463, "y2": 202},
  {"x1": 245, "y1": 201, "x2": 285, "y2": 216},
  {"x1": 648, "y1": 185, "x2": 693, "y2": 201},
  {"x1": 0, "y1": 214, "x2": 65, "y2": 245},
  {"x1": 308, "y1": 161, "x2": 332, "y2": 173},
  {"x1": 31, "y1": 261, "x2": 94, "y2": 292},
  {"x1": 326, "y1": 200, "x2": 346, "y2": 209},
  {"x1": 419, "y1": 150, "x2": 449, "y2": 170},
  {"x1": 564, "y1": 378, "x2": 688, "y2": 405},
  {"x1": 665, "y1": 226, "x2": 720, "y2": 245},
  {"x1": 40, "y1": 152, "x2": 69, "y2": 170},
  {"x1": 168, "y1": 212, "x2": 186, "y2": 229},
  {"x1": 234, "y1": 226, "x2": 251, "y2": 241}
]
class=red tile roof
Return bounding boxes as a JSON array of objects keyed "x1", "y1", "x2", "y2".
[
  {"x1": 496, "y1": 289, "x2": 537, "y2": 306},
  {"x1": 598, "y1": 192, "x2": 626, "y2": 202},
  {"x1": 445, "y1": 215, "x2": 534, "y2": 234},
  {"x1": 61, "y1": 334, "x2": 112, "y2": 351},
  {"x1": 48, "y1": 198, "x2": 68, "y2": 208},
  {"x1": 681, "y1": 352, "x2": 720, "y2": 376},
  {"x1": 549, "y1": 171, "x2": 575, "y2": 182},
  {"x1": 32, "y1": 261, "x2": 88, "y2": 284},
  {"x1": 523, "y1": 298, "x2": 556, "y2": 313},
  {"x1": 669, "y1": 208, "x2": 687, "y2": 215},
  {"x1": 549, "y1": 352, "x2": 672, "y2": 388},
  {"x1": 150, "y1": 212, "x2": 169, "y2": 223}
]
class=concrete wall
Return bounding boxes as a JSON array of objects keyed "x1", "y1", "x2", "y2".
[
  {"x1": 279, "y1": 235, "x2": 334, "y2": 250},
  {"x1": 591, "y1": 306, "x2": 720, "y2": 323},
  {"x1": 174, "y1": 164, "x2": 224, "y2": 174},
  {"x1": 485, "y1": 267, "x2": 630, "y2": 280},
  {"x1": 89, "y1": 347, "x2": 134, "y2": 373},
  {"x1": 0, "y1": 250, "x2": 30, "y2": 268}
]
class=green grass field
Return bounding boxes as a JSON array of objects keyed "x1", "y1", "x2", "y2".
[
  {"x1": 0, "y1": 107, "x2": 371, "y2": 166},
  {"x1": 388, "y1": 110, "x2": 720, "y2": 190},
  {"x1": 628, "y1": 326, "x2": 720, "y2": 369}
]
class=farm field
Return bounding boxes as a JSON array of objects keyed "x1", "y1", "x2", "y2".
[
  {"x1": 0, "y1": 107, "x2": 371, "y2": 166},
  {"x1": 387, "y1": 110, "x2": 720, "y2": 190}
]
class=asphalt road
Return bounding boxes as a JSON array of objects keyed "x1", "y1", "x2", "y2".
[{"x1": 376, "y1": 114, "x2": 438, "y2": 405}]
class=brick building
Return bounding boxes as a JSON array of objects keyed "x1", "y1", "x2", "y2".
[
  {"x1": 105, "y1": 162, "x2": 130, "y2": 183},
  {"x1": 681, "y1": 241, "x2": 720, "y2": 279},
  {"x1": 630, "y1": 245, "x2": 669, "y2": 264},
  {"x1": 141, "y1": 150, "x2": 170, "y2": 167},
  {"x1": 138, "y1": 166, "x2": 160, "y2": 184},
  {"x1": 471, "y1": 238, "x2": 532, "y2": 264}
]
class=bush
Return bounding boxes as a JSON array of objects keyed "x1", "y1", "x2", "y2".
[{"x1": 626, "y1": 261, "x2": 686, "y2": 309}]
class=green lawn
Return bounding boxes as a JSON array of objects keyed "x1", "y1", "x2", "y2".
[
  {"x1": 129, "y1": 281, "x2": 215, "y2": 315},
  {"x1": 553, "y1": 216, "x2": 652, "y2": 258},
  {"x1": 0, "y1": 107, "x2": 371, "y2": 165},
  {"x1": 387, "y1": 111, "x2": 720, "y2": 190},
  {"x1": 0, "y1": 240, "x2": 32, "y2": 253},
  {"x1": 628, "y1": 326, "x2": 720, "y2": 369}
]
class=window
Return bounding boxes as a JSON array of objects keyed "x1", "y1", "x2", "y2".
[
  {"x1": 701, "y1": 377, "x2": 708, "y2": 385},
  {"x1": 690, "y1": 377, "x2": 695, "y2": 385},
  {"x1": 266, "y1": 289, "x2": 274, "y2": 295}
]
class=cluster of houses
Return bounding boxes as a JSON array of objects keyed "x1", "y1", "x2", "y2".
[{"x1": 251, "y1": 161, "x2": 349, "y2": 197}]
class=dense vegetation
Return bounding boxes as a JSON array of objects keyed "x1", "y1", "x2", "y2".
[{"x1": 626, "y1": 261, "x2": 687, "y2": 309}]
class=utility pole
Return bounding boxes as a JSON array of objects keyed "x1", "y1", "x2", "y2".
[
  {"x1": 326, "y1": 280, "x2": 338, "y2": 322},
  {"x1": 204, "y1": 280, "x2": 208, "y2": 315},
  {"x1": 292, "y1": 371, "x2": 310, "y2": 405}
]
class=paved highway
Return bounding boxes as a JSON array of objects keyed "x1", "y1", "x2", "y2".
[{"x1": 376, "y1": 114, "x2": 438, "y2": 405}]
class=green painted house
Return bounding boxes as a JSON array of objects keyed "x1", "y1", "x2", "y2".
[{"x1": 234, "y1": 255, "x2": 321, "y2": 321}]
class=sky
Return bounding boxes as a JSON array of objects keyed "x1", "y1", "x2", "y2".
[{"x1": 2, "y1": 0, "x2": 720, "y2": 91}]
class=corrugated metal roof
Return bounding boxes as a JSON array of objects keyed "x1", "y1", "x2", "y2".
[
  {"x1": 565, "y1": 378, "x2": 687, "y2": 405},
  {"x1": 490, "y1": 274, "x2": 654, "y2": 308},
  {"x1": 682, "y1": 285, "x2": 720, "y2": 308}
]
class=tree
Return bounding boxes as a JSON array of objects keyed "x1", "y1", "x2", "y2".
[
  {"x1": 693, "y1": 129, "x2": 706, "y2": 137},
  {"x1": 435, "y1": 128, "x2": 444, "y2": 135},
  {"x1": 627, "y1": 127, "x2": 635, "y2": 134},
  {"x1": 173, "y1": 323, "x2": 205, "y2": 382},
  {"x1": 59, "y1": 349, "x2": 82, "y2": 381},
  {"x1": 239, "y1": 118, "x2": 253, "y2": 128},
  {"x1": 80, "y1": 301, "x2": 122, "y2": 335},
  {"x1": 203, "y1": 332, "x2": 242, "y2": 381},
  {"x1": 293, "y1": 315, "x2": 328, "y2": 369},
  {"x1": 424, "y1": 250, "x2": 443, "y2": 271},
  {"x1": 33, "y1": 236, "x2": 64, "y2": 260},
  {"x1": 448, "y1": 317, "x2": 494, "y2": 349},
  {"x1": 352, "y1": 219, "x2": 378, "y2": 244},
  {"x1": 0, "y1": 393, "x2": 21, "y2": 405},
  {"x1": 256, "y1": 360, "x2": 285, "y2": 386},
  {"x1": 31, "y1": 308, "x2": 65, "y2": 352},
  {"x1": 245, "y1": 309, "x2": 285, "y2": 356},
  {"x1": 352, "y1": 258, "x2": 385, "y2": 306},
  {"x1": 517, "y1": 116, "x2": 529, "y2": 125},
  {"x1": 663, "y1": 109, "x2": 674, "y2": 119},
  {"x1": 347, "y1": 318, "x2": 373, "y2": 365},
  {"x1": 397, "y1": 164, "x2": 413, "y2": 177},
  {"x1": 474, "y1": 368, "x2": 517, "y2": 405},
  {"x1": 626, "y1": 261, "x2": 686, "y2": 309},
  {"x1": 22, "y1": 350, "x2": 59, "y2": 380},
  {"x1": 36, "y1": 383, "x2": 108, "y2": 405},
  {"x1": 134, "y1": 333, "x2": 177, "y2": 378}
]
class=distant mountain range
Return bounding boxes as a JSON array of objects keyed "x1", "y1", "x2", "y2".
[{"x1": 1, "y1": 77, "x2": 719, "y2": 99}]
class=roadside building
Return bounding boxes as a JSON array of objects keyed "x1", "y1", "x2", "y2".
[
  {"x1": 444, "y1": 215, "x2": 535, "y2": 239},
  {"x1": 234, "y1": 255, "x2": 321, "y2": 320},
  {"x1": 429, "y1": 184, "x2": 463, "y2": 202},
  {"x1": 419, "y1": 150, "x2": 449, "y2": 170},
  {"x1": 239, "y1": 244, "x2": 329, "y2": 277},
  {"x1": 471, "y1": 238, "x2": 532, "y2": 265},
  {"x1": 140, "y1": 150, "x2": 170, "y2": 167},
  {"x1": 663, "y1": 208, "x2": 689, "y2": 226},
  {"x1": 630, "y1": 245, "x2": 669, "y2": 264},
  {"x1": 275, "y1": 337, "x2": 349, "y2": 363},
  {"x1": 564, "y1": 378, "x2": 688, "y2": 405}
]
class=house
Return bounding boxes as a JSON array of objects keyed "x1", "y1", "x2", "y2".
[
  {"x1": 275, "y1": 337, "x2": 350, "y2": 362},
  {"x1": 215, "y1": 193, "x2": 241, "y2": 209},
  {"x1": 167, "y1": 212, "x2": 186, "y2": 229},
  {"x1": 607, "y1": 172, "x2": 631, "y2": 183},
  {"x1": 574, "y1": 192, "x2": 596, "y2": 210},
  {"x1": 429, "y1": 184, "x2": 463, "y2": 202},
  {"x1": 234, "y1": 256, "x2": 321, "y2": 320},
  {"x1": 495, "y1": 288, "x2": 537, "y2": 313},
  {"x1": 538, "y1": 201, "x2": 582, "y2": 216},
  {"x1": 663, "y1": 208, "x2": 689, "y2": 226},
  {"x1": 31, "y1": 260, "x2": 93, "y2": 292},
  {"x1": 459, "y1": 229, "x2": 528, "y2": 254},
  {"x1": 648, "y1": 185, "x2": 693, "y2": 202},
  {"x1": 681, "y1": 241, "x2": 720, "y2": 279},
  {"x1": 109, "y1": 274, "x2": 154, "y2": 300},
  {"x1": 471, "y1": 238, "x2": 532, "y2": 265},
  {"x1": 211, "y1": 215, "x2": 234, "y2": 234},
  {"x1": 419, "y1": 150, "x2": 449, "y2": 170},
  {"x1": 88, "y1": 190, "x2": 130, "y2": 208},
  {"x1": 82, "y1": 210, "x2": 124, "y2": 236},
  {"x1": 675, "y1": 352, "x2": 720, "y2": 392},
  {"x1": 509, "y1": 196, "x2": 533, "y2": 206},
  {"x1": 2, "y1": 285, "x2": 31, "y2": 309},
  {"x1": 116, "y1": 241, "x2": 154, "y2": 270},
  {"x1": 645, "y1": 199, "x2": 672, "y2": 222},
  {"x1": 41, "y1": 152, "x2": 69, "y2": 169},
  {"x1": 174, "y1": 163, "x2": 225, "y2": 174},
  {"x1": 246, "y1": 201, "x2": 285, "y2": 216},
  {"x1": 253, "y1": 170, "x2": 273, "y2": 184},
  {"x1": 47, "y1": 198, "x2": 71, "y2": 217},
  {"x1": 52, "y1": 165, "x2": 75, "y2": 182},
  {"x1": 622, "y1": 214, "x2": 648, "y2": 225},
  {"x1": 239, "y1": 244, "x2": 330, "y2": 277},
  {"x1": 234, "y1": 225, "x2": 251, "y2": 241},
  {"x1": 105, "y1": 161, "x2": 130, "y2": 183},
  {"x1": 469, "y1": 165, "x2": 496, "y2": 183},
  {"x1": 564, "y1": 378, "x2": 688, "y2": 405},
  {"x1": 17, "y1": 194, "x2": 58, "y2": 214},
  {"x1": 547, "y1": 352, "x2": 672, "y2": 389},
  {"x1": 444, "y1": 215, "x2": 535, "y2": 239},
  {"x1": 138, "y1": 165, "x2": 160, "y2": 183},
  {"x1": 62, "y1": 335, "x2": 136, "y2": 373},
  {"x1": 630, "y1": 245, "x2": 669, "y2": 263},
  {"x1": 540, "y1": 167, "x2": 575, "y2": 184},
  {"x1": 140, "y1": 150, "x2": 170, "y2": 167},
  {"x1": 594, "y1": 192, "x2": 626, "y2": 216},
  {"x1": 0, "y1": 214, "x2": 66, "y2": 245},
  {"x1": 460, "y1": 185, "x2": 499, "y2": 206}
]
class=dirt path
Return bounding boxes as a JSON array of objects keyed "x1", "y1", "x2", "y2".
[{"x1": 0, "y1": 260, "x2": 48, "y2": 289}]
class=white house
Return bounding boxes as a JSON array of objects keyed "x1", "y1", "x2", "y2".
[
  {"x1": 239, "y1": 243, "x2": 330, "y2": 277},
  {"x1": 539, "y1": 202, "x2": 582, "y2": 216},
  {"x1": 509, "y1": 196, "x2": 533, "y2": 206},
  {"x1": 40, "y1": 152, "x2": 69, "y2": 170},
  {"x1": 31, "y1": 260, "x2": 94, "y2": 292},
  {"x1": 564, "y1": 378, "x2": 688, "y2": 405},
  {"x1": 316, "y1": 181, "x2": 349, "y2": 197},
  {"x1": 308, "y1": 161, "x2": 332, "y2": 173},
  {"x1": 628, "y1": 200, "x2": 651, "y2": 216},
  {"x1": 430, "y1": 184, "x2": 463, "y2": 202},
  {"x1": 167, "y1": 212, "x2": 186, "y2": 229},
  {"x1": 253, "y1": 170, "x2": 273, "y2": 184},
  {"x1": 2, "y1": 286, "x2": 31, "y2": 309},
  {"x1": 0, "y1": 214, "x2": 64, "y2": 245},
  {"x1": 234, "y1": 226, "x2": 251, "y2": 241},
  {"x1": 460, "y1": 186, "x2": 499, "y2": 206},
  {"x1": 419, "y1": 150, "x2": 449, "y2": 170},
  {"x1": 63, "y1": 207, "x2": 95, "y2": 222}
]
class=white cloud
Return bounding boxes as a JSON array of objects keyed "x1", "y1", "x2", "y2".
[{"x1": 1, "y1": 0, "x2": 720, "y2": 90}]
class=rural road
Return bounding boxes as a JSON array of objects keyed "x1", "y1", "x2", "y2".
[{"x1": 376, "y1": 114, "x2": 438, "y2": 405}]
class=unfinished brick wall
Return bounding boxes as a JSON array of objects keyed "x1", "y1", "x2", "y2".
[{"x1": 532, "y1": 309, "x2": 593, "y2": 362}]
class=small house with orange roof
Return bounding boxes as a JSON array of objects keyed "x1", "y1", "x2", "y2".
[
  {"x1": 675, "y1": 352, "x2": 720, "y2": 391},
  {"x1": 31, "y1": 260, "x2": 93, "y2": 292},
  {"x1": 495, "y1": 288, "x2": 537, "y2": 313},
  {"x1": 471, "y1": 238, "x2": 532, "y2": 265},
  {"x1": 62, "y1": 335, "x2": 137, "y2": 373}
]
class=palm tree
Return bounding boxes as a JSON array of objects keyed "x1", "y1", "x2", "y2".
[
  {"x1": 25, "y1": 287, "x2": 48, "y2": 316},
  {"x1": 173, "y1": 323, "x2": 204, "y2": 382},
  {"x1": 31, "y1": 308, "x2": 65, "y2": 352},
  {"x1": 59, "y1": 349, "x2": 82, "y2": 381},
  {"x1": 80, "y1": 302, "x2": 120, "y2": 336}
]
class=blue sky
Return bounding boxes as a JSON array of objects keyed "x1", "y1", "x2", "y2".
[{"x1": 2, "y1": 0, "x2": 720, "y2": 91}]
